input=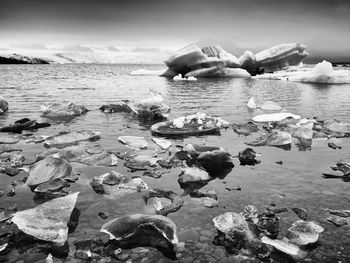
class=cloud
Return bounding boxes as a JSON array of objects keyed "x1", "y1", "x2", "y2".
[
  {"x1": 61, "y1": 45, "x2": 93, "y2": 52},
  {"x1": 107, "y1": 46, "x2": 120, "y2": 51},
  {"x1": 10, "y1": 43, "x2": 48, "y2": 50},
  {"x1": 131, "y1": 47, "x2": 161, "y2": 52}
]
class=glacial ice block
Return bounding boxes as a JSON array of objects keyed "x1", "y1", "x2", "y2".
[{"x1": 255, "y1": 43, "x2": 308, "y2": 72}]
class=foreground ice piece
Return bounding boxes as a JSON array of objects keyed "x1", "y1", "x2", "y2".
[
  {"x1": 255, "y1": 43, "x2": 308, "y2": 72},
  {"x1": 128, "y1": 89, "x2": 170, "y2": 119},
  {"x1": 152, "y1": 112, "x2": 228, "y2": 137},
  {"x1": 322, "y1": 119, "x2": 350, "y2": 135},
  {"x1": 282, "y1": 119, "x2": 315, "y2": 140},
  {"x1": 0, "y1": 133, "x2": 20, "y2": 144},
  {"x1": 247, "y1": 97, "x2": 281, "y2": 111},
  {"x1": 41, "y1": 102, "x2": 88, "y2": 118},
  {"x1": 44, "y1": 131, "x2": 101, "y2": 148},
  {"x1": 246, "y1": 131, "x2": 292, "y2": 147},
  {"x1": 178, "y1": 166, "x2": 211, "y2": 189},
  {"x1": 26, "y1": 156, "x2": 72, "y2": 187},
  {"x1": 101, "y1": 214, "x2": 178, "y2": 259},
  {"x1": 252, "y1": 112, "x2": 300, "y2": 122},
  {"x1": 72, "y1": 151, "x2": 118, "y2": 166},
  {"x1": 152, "y1": 137, "x2": 172, "y2": 150},
  {"x1": 213, "y1": 212, "x2": 254, "y2": 241},
  {"x1": 261, "y1": 236, "x2": 301, "y2": 256},
  {"x1": 118, "y1": 136, "x2": 147, "y2": 149},
  {"x1": 11, "y1": 192, "x2": 79, "y2": 246},
  {"x1": 286, "y1": 220, "x2": 324, "y2": 246},
  {"x1": 90, "y1": 171, "x2": 148, "y2": 196},
  {"x1": 143, "y1": 188, "x2": 184, "y2": 215}
]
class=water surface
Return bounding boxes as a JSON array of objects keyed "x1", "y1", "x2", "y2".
[{"x1": 0, "y1": 64, "x2": 349, "y2": 262}]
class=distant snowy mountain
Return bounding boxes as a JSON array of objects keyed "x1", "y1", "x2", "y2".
[
  {"x1": 0, "y1": 46, "x2": 173, "y2": 64},
  {"x1": 0, "y1": 53, "x2": 49, "y2": 64}
]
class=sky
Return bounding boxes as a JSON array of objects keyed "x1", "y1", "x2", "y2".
[{"x1": 1, "y1": 0, "x2": 350, "y2": 58}]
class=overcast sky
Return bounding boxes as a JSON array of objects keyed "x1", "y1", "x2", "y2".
[{"x1": 1, "y1": 0, "x2": 349, "y2": 56}]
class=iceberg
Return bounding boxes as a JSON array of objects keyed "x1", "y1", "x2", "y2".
[
  {"x1": 164, "y1": 44, "x2": 244, "y2": 78},
  {"x1": 254, "y1": 60, "x2": 350, "y2": 84},
  {"x1": 287, "y1": 61, "x2": 350, "y2": 84},
  {"x1": 239, "y1": 51, "x2": 260, "y2": 75},
  {"x1": 255, "y1": 43, "x2": 308, "y2": 72}
]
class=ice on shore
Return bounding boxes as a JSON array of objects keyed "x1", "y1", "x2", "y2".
[{"x1": 255, "y1": 61, "x2": 350, "y2": 84}]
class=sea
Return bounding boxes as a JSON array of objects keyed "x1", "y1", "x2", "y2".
[{"x1": 0, "y1": 63, "x2": 349, "y2": 263}]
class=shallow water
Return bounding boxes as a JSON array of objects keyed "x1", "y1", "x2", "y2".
[{"x1": 0, "y1": 64, "x2": 350, "y2": 263}]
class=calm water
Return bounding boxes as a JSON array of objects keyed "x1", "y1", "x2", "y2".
[{"x1": 0, "y1": 64, "x2": 350, "y2": 263}]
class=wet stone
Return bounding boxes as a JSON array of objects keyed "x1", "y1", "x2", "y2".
[
  {"x1": 115, "y1": 251, "x2": 129, "y2": 261},
  {"x1": 214, "y1": 248, "x2": 226, "y2": 258},
  {"x1": 178, "y1": 229, "x2": 200, "y2": 242},
  {"x1": 131, "y1": 247, "x2": 149, "y2": 254},
  {"x1": 199, "y1": 236, "x2": 209, "y2": 242},
  {"x1": 98, "y1": 212, "x2": 109, "y2": 219},
  {"x1": 183, "y1": 256, "x2": 194, "y2": 263},
  {"x1": 200, "y1": 230, "x2": 214, "y2": 237}
]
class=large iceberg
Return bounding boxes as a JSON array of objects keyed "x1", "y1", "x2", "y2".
[
  {"x1": 255, "y1": 43, "x2": 308, "y2": 73},
  {"x1": 131, "y1": 42, "x2": 310, "y2": 78},
  {"x1": 161, "y1": 44, "x2": 249, "y2": 78}
]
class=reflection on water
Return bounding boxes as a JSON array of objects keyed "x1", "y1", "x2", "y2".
[{"x1": 0, "y1": 64, "x2": 350, "y2": 262}]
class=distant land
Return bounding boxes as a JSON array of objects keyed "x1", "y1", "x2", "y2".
[
  {"x1": 0, "y1": 42, "x2": 349, "y2": 65},
  {"x1": 0, "y1": 53, "x2": 49, "y2": 64}
]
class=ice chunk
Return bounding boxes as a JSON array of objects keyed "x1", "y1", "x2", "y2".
[
  {"x1": 118, "y1": 136, "x2": 147, "y2": 149},
  {"x1": 152, "y1": 137, "x2": 172, "y2": 149},
  {"x1": 260, "y1": 101, "x2": 282, "y2": 111},
  {"x1": 253, "y1": 113, "x2": 300, "y2": 122},
  {"x1": 173, "y1": 74, "x2": 186, "y2": 81},
  {"x1": 247, "y1": 97, "x2": 257, "y2": 109},
  {"x1": 11, "y1": 193, "x2": 79, "y2": 246}
]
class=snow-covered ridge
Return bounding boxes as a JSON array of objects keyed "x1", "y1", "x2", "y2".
[
  {"x1": 0, "y1": 47, "x2": 173, "y2": 64},
  {"x1": 0, "y1": 53, "x2": 49, "y2": 64}
]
